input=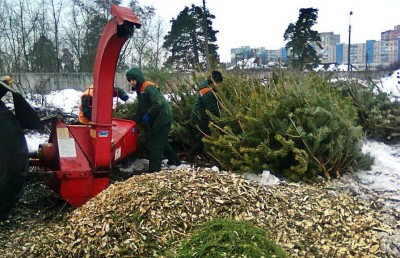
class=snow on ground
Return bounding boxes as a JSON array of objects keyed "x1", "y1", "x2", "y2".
[
  {"x1": 314, "y1": 63, "x2": 349, "y2": 72},
  {"x1": 25, "y1": 131, "x2": 49, "y2": 153},
  {"x1": 360, "y1": 140, "x2": 400, "y2": 194},
  {"x1": 43, "y1": 89, "x2": 82, "y2": 112},
  {"x1": 327, "y1": 140, "x2": 400, "y2": 212},
  {"x1": 375, "y1": 69, "x2": 400, "y2": 99},
  {"x1": 26, "y1": 88, "x2": 138, "y2": 115}
]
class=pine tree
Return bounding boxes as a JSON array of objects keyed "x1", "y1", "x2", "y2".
[
  {"x1": 30, "y1": 35, "x2": 58, "y2": 72},
  {"x1": 163, "y1": 5, "x2": 219, "y2": 71},
  {"x1": 203, "y1": 72, "x2": 371, "y2": 181},
  {"x1": 284, "y1": 8, "x2": 321, "y2": 71}
]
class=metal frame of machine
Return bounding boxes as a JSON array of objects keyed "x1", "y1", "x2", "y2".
[{"x1": 31, "y1": 5, "x2": 142, "y2": 206}]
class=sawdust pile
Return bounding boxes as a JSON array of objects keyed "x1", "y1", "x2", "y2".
[{"x1": 7, "y1": 168, "x2": 394, "y2": 257}]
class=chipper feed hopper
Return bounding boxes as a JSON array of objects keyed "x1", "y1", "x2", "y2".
[{"x1": 0, "y1": 5, "x2": 141, "y2": 218}]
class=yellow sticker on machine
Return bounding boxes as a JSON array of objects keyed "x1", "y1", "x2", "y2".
[
  {"x1": 90, "y1": 129, "x2": 96, "y2": 138},
  {"x1": 56, "y1": 128, "x2": 70, "y2": 139}
]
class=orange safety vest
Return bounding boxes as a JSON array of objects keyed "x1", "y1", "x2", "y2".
[
  {"x1": 78, "y1": 85, "x2": 94, "y2": 124},
  {"x1": 140, "y1": 81, "x2": 158, "y2": 93},
  {"x1": 199, "y1": 87, "x2": 213, "y2": 96}
]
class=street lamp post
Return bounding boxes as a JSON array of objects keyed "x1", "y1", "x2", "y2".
[{"x1": 348, "y1": 11, "x2": 353, "y2": 72}]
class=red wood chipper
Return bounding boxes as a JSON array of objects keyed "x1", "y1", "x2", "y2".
[
  {"x1": 36, "y1": 5, "x2": 142, "y2": 206},
  {"x1": 0, "y1": 5, "x2": 141, "y2": 218}
]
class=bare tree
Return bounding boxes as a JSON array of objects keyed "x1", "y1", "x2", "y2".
[
  {"x1": 152, "y1": 18, "x2": 166, "y2": 69},
  {"x1": 126, "y1": 1, "x2": 155, "y2": 69},
  {"x1": 123, "y1": 0, "x2": 167, "y2": 70},
  {"x1": 50, "y1": 0, "x2": 64, "y2": 72},
  {"x1": 3, "y1": 0, "x2": 40, "y2": 72},
  {"x1": 63, "y1": 3, "x2": 85, "y2": 72},
  {"x1": 0, "y1": 0, "x2": 166, "y2": 73},
  {"x1": 1, "y1": 0, "x2": 65, "y2": 73}
]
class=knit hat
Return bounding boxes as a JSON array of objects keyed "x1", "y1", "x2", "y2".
[{"x1": 211, "y1": 71, "x2": 223, "y2": 83}]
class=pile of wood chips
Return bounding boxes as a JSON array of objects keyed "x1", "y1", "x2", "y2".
[{"x1": 1, "y1": 168, "x2": 395, "y2": 257}]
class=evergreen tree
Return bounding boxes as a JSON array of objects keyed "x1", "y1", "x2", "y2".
[
  {"x1": 61, "y1": 48, "x2": 75, "y2": 72},
  {"x1": 163, "y1": 5, "x2": 219, "y2": 71},
  {"x1": 30, "y1": 35, "x2": 58, "y2": 72},
  {"x1": 95, "y1": 0, "x2": 122, "y2": 15},
  {"x1": 284, "y1": 8, "x2": 321, "y2": 71},
  {"x1": 202, "y1": 73, "x2": 371, "y2": 181}
]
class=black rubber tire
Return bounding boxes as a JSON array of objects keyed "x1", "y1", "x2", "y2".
[{"x1": 0, "y1": 103, "x2": 28, "y2": 220}]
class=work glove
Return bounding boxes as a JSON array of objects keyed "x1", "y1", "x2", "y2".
[
  {"x1": 114, "y1": 87, "x2": 129, "y2": 101},
  {"x1": 142, "y1": 113, "x2": 150, "y2": 124}
]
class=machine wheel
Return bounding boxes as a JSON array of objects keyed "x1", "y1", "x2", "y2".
[{"x1": 0, "y1": 103, "x2": 29, "y2": 220}]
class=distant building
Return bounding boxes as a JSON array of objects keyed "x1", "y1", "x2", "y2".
[
  {"x1": 230, "y1": 25, "x2": 400, "y2": 70},
  {"x1": 320, "y1": 32, "x2": 340, "y2": 46},
  {"x1": 381, "y1": 25, "x2": 400, "y2": 41},
  {"x1": 352, "y1": 43, "x2": 366, "y2": 67},
  {"x1": 251, "y1": 47, "x2": 267, "y2": 65},
  {"x1": 366, "y1": 40, "x2": 376, "y2": 69},
  {"x1": 336, "y1": 43, "x2": 344, "y2": 65},
  {"x1": 230, "y1": 46, "x2": 287, "y2": 66},
  {"x1": 231, "y1": 46, "x2": 251, "y2": 64},
  {"x1": 266, "y1": 49, "x2": 287, "y2": 63},
  {"x1": 315, "y1": 28, "x2": 400, "y2": 70},
  {"x1": 317, "y1": 32, "x2": 341, "y2": 63},
  {"x1": 384, "y1": 39, "x2": 399, "y2": 65}
]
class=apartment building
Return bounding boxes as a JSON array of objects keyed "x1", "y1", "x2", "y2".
[
  {"x1": 381, "y1": 25, "x2": 400, "y2": 41},
  {"x1": 320, "y1": 32, "x2": 341, "y2": 46},
  {"x1": 340, "y1": 39, "x2": 399, "y2": 70},
  {"x1": 307, "y1": 27, "x2": 399, "y2": 70},
  {"x1": 230, "y1": 25, "x2": 400, "y2": 70},
  {"x1": 318, "y1": 32, "x2": 340, "y2": 63},
  {"x1": 334, "y1": 25, "x2": 400, "y2": 70},
  {"x1": 230, "y1": 46, "x2": 287, "y2": 65}
]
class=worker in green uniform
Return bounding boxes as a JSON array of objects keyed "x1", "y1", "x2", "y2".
[
  {"x1": 188, "y1": 71, "x2": 223, "y2": 162},
  {"x1": 126, "y1": 68, "x2": 180, "y2": 173}
]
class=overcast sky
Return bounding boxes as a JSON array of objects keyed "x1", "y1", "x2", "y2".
[{"x1": 133, "y1": 0, "x2": 400, "y2": 62}]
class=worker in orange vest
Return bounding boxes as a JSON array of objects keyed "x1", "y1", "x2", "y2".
[{"x1": 78, "y1": 85, "x2": 129, "y2": 124}]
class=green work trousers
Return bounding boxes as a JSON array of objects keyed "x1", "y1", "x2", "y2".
[{"x1": 148, "y1": 122, "x2": 179, "y2": 173}]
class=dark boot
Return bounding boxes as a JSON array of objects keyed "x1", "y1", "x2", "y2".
[
  {"x1": 167, "y1": 158, "x2": 181, "y2": 166},
  {"x1": 186, "y1": 154, "x2": 196, "y2": 164}
]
